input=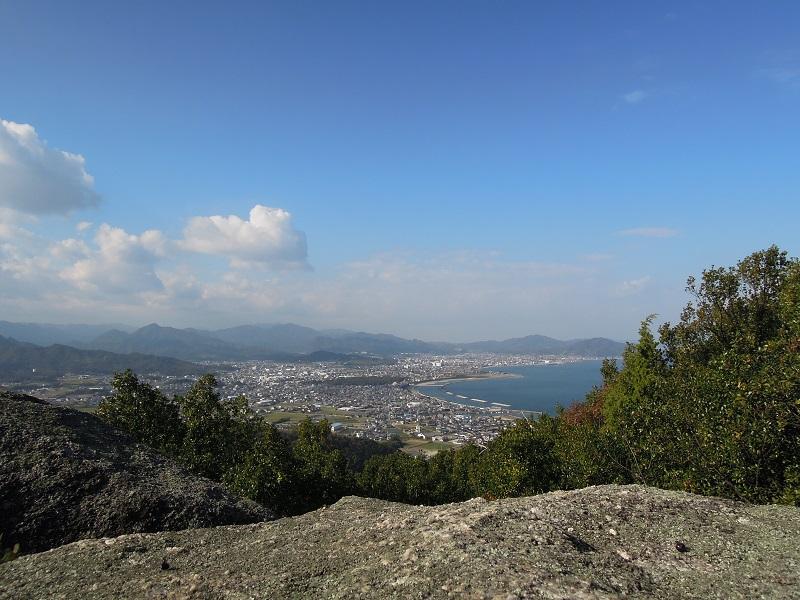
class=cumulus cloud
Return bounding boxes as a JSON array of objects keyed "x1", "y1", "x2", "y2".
[
  {"x1": 0, "y1": 238, "x2": 51, "y2": 283},
  {"x1": 0, "y1": 215, "x2": 35, "y2": 243},
  {"x1": 0, "y1": 118, "x2": 99, "y2": 215},
  {"x1": 60, "y1": 224, "x2": 168, "y2": 293},
  {"x1": 50, "y1": 238, "x2": 90, "y2": 261},
  {"x1": 181, "y1": 204, "x2": 308, "y2": 268},
  {"x1": 618, "y1": 227, "x2": 678, "y2": 238},
  {"x1": 622, "y1": 90, "x2": 647, "y2": 104}
]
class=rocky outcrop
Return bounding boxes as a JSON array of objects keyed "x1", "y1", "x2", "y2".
[
  {"x1": 2, "y1": 485, "x2": 798, "y2": 599},
  {"x1": 0, "y1": 392, "x2": 272, "y2": 554}
]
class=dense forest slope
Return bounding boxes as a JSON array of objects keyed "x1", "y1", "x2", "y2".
[
  {"x1": 0, "y1": 392, "x2": 271, "y2": 554},
  {"x1": 2, "y1": 485, "x2": 798, "y2": 599}
]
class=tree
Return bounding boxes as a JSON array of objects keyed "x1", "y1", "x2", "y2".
[
  {"x1": 596, "y1": 247, "x2": 800, "y2": 503},
  {"x1": 473, "y1": 417, "x2": 559, "y2": 499},
  {"x1": 656, "y1": 248, "x2": 800, "y2": 502},
  {"x1": 660, "y1": 246, "x2": 795, "y2": 366},
  {"x1": 555, "y1": 388, "x2": 623, "y2": 490},
  {"x1": 223, "y1": 420, "x2": 298, "y2": 515},
  {"x1": 177, "y1": 374, "x2": 253, "y2": 481},
  {"x1": 97, "y1": 370, "x2": 184, "y2": 455},
  {"x1": 598, "y1": 317, "x2": 680, "y2": 486},
  {"x1": 292, "y1": 419, "x2": 353, "y2": 511}
]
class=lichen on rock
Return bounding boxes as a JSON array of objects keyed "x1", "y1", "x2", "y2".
[{"x1": 2, "y1": 484, "x2": 798, "y2": 599}]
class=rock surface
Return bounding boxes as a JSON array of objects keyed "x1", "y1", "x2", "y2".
[
  {"x1": 2, "y1": 485, "x2": 798, "y2": 599},
  {"x1": 0, "y1": 391, "x2": 272, "y2": 554}
]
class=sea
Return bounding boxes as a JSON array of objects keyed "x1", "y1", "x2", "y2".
[{"x1": 416, "y1": 360, "x2": 604, "y2": 415}]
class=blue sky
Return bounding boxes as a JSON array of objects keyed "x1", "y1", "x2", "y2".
[{"x1": 1, "y1": 1, "x2": 798, "y2": 341}]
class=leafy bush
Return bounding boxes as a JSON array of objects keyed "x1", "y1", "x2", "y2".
[{"x1": 97, "y1": 370, "x2": 184, "y2": 455}]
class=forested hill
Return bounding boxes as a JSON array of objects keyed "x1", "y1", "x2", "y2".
[{"x1": 0, "y1": 335, "x2": 203, "y2": 380}]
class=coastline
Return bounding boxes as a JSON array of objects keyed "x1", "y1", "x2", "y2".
[
  {"x1": 415, "y1": 371, "x2": 522, "y2": 387},
  {"x1": 413, "y1": 371, "x2": 522, "y2": 414},
  {"x1": 414, "y1": 360, "x2": 604, "y2": 416},
  {"x1": 412, "y1": 387, "x2": 536, "y2": 421},
  {"x1": 412, "y1": 387, "x2": 508, "y2": 413}
]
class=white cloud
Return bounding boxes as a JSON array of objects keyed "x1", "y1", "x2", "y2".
[
  {"x1": 50, "y1": 238, "x2": 90, "y2": 261},
  {"x1": 614, "y1": 276, "x2": 652, "y2": 297},
  {"x1": 0, "y1": 239, "x2": 51, "y2": 283},
  {"x1": 76, "y1": 220, "x2": 93, "y2": 233},
  {"x1": 618, "y1": 227, "x2": 678, "y2": 238},
  {"x1": 182, "y1": 204, "x2": 308, "y2": 268},
  {"x1": 622, "y1": 90, "x2": 647, "y2": 104},
  {"x1": 60, "y1": 224, "x2": 168, "y2": 293},
  {"x1": 0, "y1": 118, "x2": 99, "y2": 215},
  {"x1": 0, "y1": 207, "x2": 38, "y2": 241}
]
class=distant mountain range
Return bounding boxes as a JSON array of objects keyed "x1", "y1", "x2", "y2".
[
  {"x1": 0, "y1": 320, "x2": 134, "y2": 347},
  {"x1": 0, "y1": 320, "x2": 626, "y2": 363},
  {"x1": 0, "y1": 335, "x2": 203, "y2": 380},
  {"x1": 458, "y1": 335, "x2": 626, "y2": 357}
]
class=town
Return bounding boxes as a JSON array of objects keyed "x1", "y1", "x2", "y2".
[
  {"x1": 6, "y1": 353, "x2": 587, "y2": 454},
  {"x1": 216, "y1": 353, "x2": 579, "y2": 453}
]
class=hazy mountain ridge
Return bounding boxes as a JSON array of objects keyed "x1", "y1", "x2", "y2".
[
  {"x1": 0, "y1": 320, "x2": 134, "y2": 347},
  {"x1": 88, "y1": 324, "x2": 258, "y2": 362},
  {"x1": 460, "y1": 334, "x2": 626, "y2": 356},
  {"x1": 0, "y1": 320, "x2": 625, "y2": 363},
  {"x1": 0, "y1": 335, "x2": 203, "y2": 379},
  {"x1": 211, "y1": 323, "x2": 323, "y2": 354}
]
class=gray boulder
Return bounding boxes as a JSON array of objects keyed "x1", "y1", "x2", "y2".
[
  {"x1": 2, "y1": 484, "x2": 798, "y2": 599},
  {"x1": 0, "y1": 391, "x2": 272, "y2": 554}
]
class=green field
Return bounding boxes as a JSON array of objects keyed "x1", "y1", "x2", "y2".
[
  {"x1": 400, "y1": 436, "x2": 453, "y2": 455},
  {"x1": 261, "y1": 405, "x2": 367, "y2": 430}
]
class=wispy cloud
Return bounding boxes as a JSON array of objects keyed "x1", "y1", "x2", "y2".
[
  {"x1": 618, "y1": 227, "x2": 678, "y2": 238},
  {"x1": 622, "y1": 90, "x2": 648, "y2": 104},
  {"x1": 760, "y1": 67, "x2": 800, "y2": 89},
  {"x1": 614, "y1": 276, "x2": 652, "y2": 298}
]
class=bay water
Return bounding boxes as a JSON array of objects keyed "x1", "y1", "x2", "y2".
[{"x1": 418, "y1": 360, "x2": 604, "y2": 415}]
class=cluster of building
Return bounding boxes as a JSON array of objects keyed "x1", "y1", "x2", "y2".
[
  {"x1": 217, "y1": 354, "x2": 544, "y2": 447},
  {"x1": 8, "y1": 353, "x2": 583, "y2": 450}
]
